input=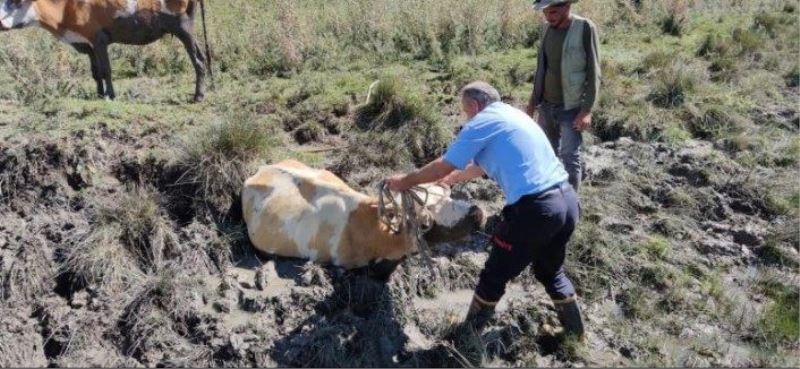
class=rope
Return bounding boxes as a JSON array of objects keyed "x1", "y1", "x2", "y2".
[{"x1": 377, "y1": 181, "x2": 451, "y2": 273}]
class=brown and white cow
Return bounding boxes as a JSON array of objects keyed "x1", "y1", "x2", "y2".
[
  {"x1": 242, "y1": 160, "x2": 486, "y2": 272},
  {"x1": 0, "y1": 0, "x2": 209, "y2": 101}
]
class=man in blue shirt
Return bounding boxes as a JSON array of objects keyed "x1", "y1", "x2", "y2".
[{"x1": 386, "y1": 81, "x2": 584, "y2": 338}]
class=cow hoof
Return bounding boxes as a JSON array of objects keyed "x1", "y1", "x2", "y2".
[{"x1": 193, "y1": 95, "x2": 205, "y2": 103}]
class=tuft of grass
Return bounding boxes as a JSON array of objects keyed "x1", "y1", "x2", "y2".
[
  {"x1": 660, "y1": 13, "x2": 687, "y2": 37},
  {"x1": 119, "y1": 266, "x2": 213, "y2": 366},
  {"x1": 354, "y1": 78, "x2": 436, "y2": 131},
  {"x1": 758, "y1": 278, "x2": 800, "y2": 346},
  {"x1": 617, "y1": 285, "x2": 652, "y2": 320},
  {"x1": 752, "y1": 11, "x2": 793, "y2": 38},
  {"x1": 351, "y1": 78, "x2": 450, "y2": 167},
  {"x1": 649, "y1": 61, "x2": 706, "y2": 107},
  {"x1": 640, "y1": 235, "x2": 671, "y2": 260},
  {"x1": 64, "y1": 188, "x2": 171, "y2": 292},
  {"x1": 661, "y1": 124, "x2": 692, "y2": 144},
  {"x1": 0, "y1": 228, "x2": 54, "y2": 303},
  {"x1": 697, "y1": 33, "x2": 732, "y2": 58},
  {"x1": 684, "y1": 102, "x2": 747, "y2": 141},
  {"x1": 173, "y1": 112, "x2": 281, "y2": 218},
  {"x1": 696, "y1": 33, "x2": 738, "y2": 80},
  {"x1": 732, "y1": 27, "x2": 765, "y2": 56},
  {"x1": 640, "y1": 49, "x2": 673, "y2": 73},
  {"x1": 64, "y1": 224, "x2": 146, "y2": 293}
]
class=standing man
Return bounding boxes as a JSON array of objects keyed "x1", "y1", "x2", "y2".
[
  {"x1": 527, "y1": 0, "x2": 601, "y2": 191},
  {"x1": 386, "y1": 81, "x2": 585, "y2": 338}
]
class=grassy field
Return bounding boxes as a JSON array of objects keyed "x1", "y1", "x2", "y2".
[{"x1": 0, "y1": 0, "x2": 798, "y2": 367}]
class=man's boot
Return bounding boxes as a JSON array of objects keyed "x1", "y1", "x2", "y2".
[
  {"x1": 552, "y1": 295, "x2": 585, "y2": 339},
  {"x1": 459, "y1": 294, "x2": 496, "y2": 334}
]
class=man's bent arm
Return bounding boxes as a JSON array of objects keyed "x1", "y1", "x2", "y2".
[
  {"x1": 442, "y1": 164, "x2": 485, "y2": 185},
  {"x1": 387, "y1": 158, "x2": 457, "y2": 191},
  {"x1": 405, "y1": 158, "x2": 457, "y2": 187}
]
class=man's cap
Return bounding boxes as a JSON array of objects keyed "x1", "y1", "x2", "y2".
[{"x1": 532, "y1": 0, "x2": 579, "y2": 11}]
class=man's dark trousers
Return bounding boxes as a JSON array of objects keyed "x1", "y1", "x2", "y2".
[{"x1": 476, "y1": 181, "x2": 579, "y2": 303}]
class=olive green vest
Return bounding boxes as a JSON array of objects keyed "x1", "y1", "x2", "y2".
[{"x1": 535, "y1": 15, "x2": 588, "y2": 111}]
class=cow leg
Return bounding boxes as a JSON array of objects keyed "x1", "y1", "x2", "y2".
[
  {"x1": 93, "y1": 31, "x2": 115, "y2": 100},
  {"x1": 72, "y1": 44, "x2": 104, "y2": 97},
  {"x1": 173, "y1": 19, "x2": 206, "y2": 103},
  {"x1": 89, "y1": 53, "x2": 104, "y2": 98}
]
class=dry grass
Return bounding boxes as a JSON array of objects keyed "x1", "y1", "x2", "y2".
[
  {"x1": 0, "y1": 227, "x2": 54, "y2": 304},
  {"x1": 62, "y1": 188, "x2": 172, "y2": 294},
  {"x1": 119, "y1": 266, "x2": 214, "y2": 366}
]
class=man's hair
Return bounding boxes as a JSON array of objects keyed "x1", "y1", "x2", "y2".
[{"x1": 460, "y1": 81, "x2": 501, "y2": 108}]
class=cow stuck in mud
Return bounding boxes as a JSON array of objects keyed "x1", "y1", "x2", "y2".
[
  {"x1": 0, "y1": 0, "x2": 210, "y2": 102},
  {"x1": 242, "y1": 160, "x2": 486, "y2": 275}
]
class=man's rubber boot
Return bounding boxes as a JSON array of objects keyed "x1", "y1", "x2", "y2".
[
  {"x1": 463, "y1": 294, "x2": 497, "y2": 333},
  {"x1": 553, "y1": 295, "x2": 585, "y2": 340}
]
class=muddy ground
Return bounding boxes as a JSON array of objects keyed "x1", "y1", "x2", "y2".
[{"x1": 1, "y1": 101, "x2": 797, "y2": 367}]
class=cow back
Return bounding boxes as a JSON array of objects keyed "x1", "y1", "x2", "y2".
[{"x1": 242, "y1": 160, "x2": 374, "y2": 266}]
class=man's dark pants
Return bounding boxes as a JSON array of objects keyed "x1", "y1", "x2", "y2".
[{"x1": 475, "y1": 181, "x2": 579, "y2": 303}]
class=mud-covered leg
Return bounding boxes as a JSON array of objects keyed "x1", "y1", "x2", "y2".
[
  {"x1": 93, "y1": 31, "x2": 115, "y2": 100},
  {"x1": 174, "y1": 18, "x2": 206, "y2": 102}
]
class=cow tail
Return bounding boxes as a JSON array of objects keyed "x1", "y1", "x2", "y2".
[{"x1": 199, "y1": 0, "x2": 213, "y2": 78}]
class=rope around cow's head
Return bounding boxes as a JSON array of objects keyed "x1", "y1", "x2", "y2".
[{"x1": 377, "y1": 181, "x2": 451, "y2": 274}]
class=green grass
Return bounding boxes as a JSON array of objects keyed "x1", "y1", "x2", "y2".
[
  {"x1": 640, "y1": 235, "x2": 672, "y2": 260},
  {"x1": 758, "y1": 278, "x2": 800, "y2": 345},
  {"x1": 0, "y1": 0, "x2": 798, "y2": 366}
]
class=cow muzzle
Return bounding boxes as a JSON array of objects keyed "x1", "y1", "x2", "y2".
[{"x1": 423, "y1": 205, "x2": 485, "y2": 244}]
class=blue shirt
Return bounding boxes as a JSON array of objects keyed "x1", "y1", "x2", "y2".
[{"x1": 443, "y1": 102, "x2": 568, "y2": 205}]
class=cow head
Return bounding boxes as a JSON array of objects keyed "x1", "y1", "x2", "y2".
[
  {"x1": 411, "y1": 184, "x2": 486, "y2": 244},
  {"x1": 0, "y1": 0, "x2": 39, "y2": 31}
]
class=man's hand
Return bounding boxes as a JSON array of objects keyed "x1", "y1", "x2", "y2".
[
  {"x1": 385, "y1": 174, "x2": 412, "y2": 192},
  {"x1": 574, "y1": 111, "x2": 592, "y2": 131}
]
